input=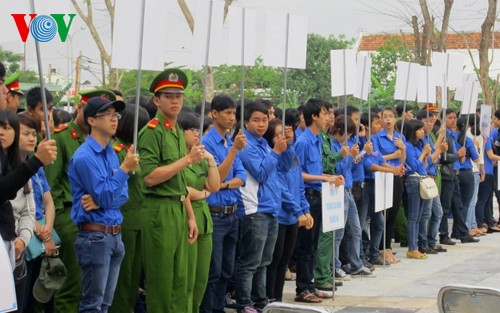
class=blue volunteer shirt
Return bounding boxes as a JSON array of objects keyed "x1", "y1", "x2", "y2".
[
  {"x1": 484, "y1": 137, "x2": 494, "y2": 175},
  {"x1": 371, "y1": 129, "x2": 406, "y2": 167},
  {"x1": 363, "y1": 151, "x2": 385, "y2": 180},
  {"x1": 455, "y1": 136, "x2": 479, "y2": 170},
  {"x1": 31, "y1": 167, "x2": 50, "y2": 220},
  {"x1": 238, "y1": 130, "x2": 294, "y2": 217},
  {"x1": 69, "y1": 136, "x2": 129, "y2": 225},
  {"x1": 294, "y1": 128, "x2": 323, "y2": 191},
  {"x1": 347, "y1": 136, "x2": 365, "y2": 182},
  {"x1": 446, "y1": 129, "x2": 461, "y2": 171},
  {"x1": 295, "y1": 127, "x2": 304, "y2": 138},
  {"x1": 331, "y1": 138, "x2": 354, "y2": 189},
  {"x1": 404, "y1": 141, "x2": 428, "y2": 176},
  {"x1": 202, "y1": 127, "x2": 247, "y2": 206},
  {"x1": 278, "y1": 160, "x2": 310, "y2": 225},
  {"x1": 424, "y1": 134, "x2": 438, "y2": 176}
]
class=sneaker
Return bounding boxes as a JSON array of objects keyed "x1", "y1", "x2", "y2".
[
  {"x1": 334, "y1": 280, "x2": 343, "y2": 287},
  {"x1": 351, "y1": 266, "x2": 374, "y2": 277},
  {"x1": 369, "y1": 257, "x2": 390, "y2": 266},
  {"x1": 335, "y1": 268, "x2": 351, "y2": 281},
  {"x1": 363, "y1": 260, "x2": 375, "y2": 271},
  {"x1": 312, "y1": 288, "x2": 333, "y2": 299},
  {"x1": 419, "y1": 246, "x2": 438, "y2": 255}
]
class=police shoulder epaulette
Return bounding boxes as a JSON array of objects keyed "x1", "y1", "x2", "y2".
[
  {"x1": 54, "y1": 124, "x2": 68, "y2": 133},
  {"x1": 113, "y1": 143, "x2": 125, "y2": 153},
  {"x1": 148, "y1": 118, "x2": 160, "y2": 129}
]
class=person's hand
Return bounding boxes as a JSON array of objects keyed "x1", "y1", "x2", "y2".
[
  {"x1": 82, "y1": 194, "x2": 99, "y2": 211},
  {"x1": 35, "y1": 139, "x2": 57, "y2": 165},
  {"x1": 187, "y1": 144, "x2": 206, "y2": 164},
  {"x1": 273, "y1": 134, "x2": 287, "y2": 154},
  {"x1": 14, "y1": 238, "x2": 25, "y2": 260},
  {"x1": 325, "y1": 175, "x2": 344, "y2": 187},
  {"x1": 297, "y1": 214, "x2": 308, "y2": 228},
  {"x1": 393, "y1": 165, "x2": 405, "y2": 176},
  {"x1": 203, "y1": 150, "x2": 215, "y2": 162},
  {"x1": 340, "y1": 145, "x2": 350, "y2": 157},
  {"x1": 394, "y1": 138, "x2": 405, "y2": 151},
  {"x1": 121, "y1": 145, "x2": 140, "y2": 173},
  {"x1": 350, "y1": 144, "x2": 360, "y2": 158},
  {"x1": 305, "y1": 213, "x2": 314, "y2": 229},
  {"x1": 188, "y1": 218, "x2": 199, "y2": 244},
  {"x1": 364, "y1": 142, "x2": 373, "y2": 155},
  {"x1": 38, "y1": 225, "x2": 51, "y2": 242},
  {"x1": 458, "y1": 147, "x2": 466, "y2": 158},
  {"x1": 284, "y1": 126, "x2": 294, "y2": 145},
  {"x1": 438, "y1": 125, "x2": 446, "y2": 137},
  {"x1": 44, "y1": 239, "x2": 57, "y2": 257},
  {"x1": 232, "y1": 131, "x2": 247, "y2": 151},
  {"x1": 423, "y1": 144, "x2": 432, "y2": 155}
]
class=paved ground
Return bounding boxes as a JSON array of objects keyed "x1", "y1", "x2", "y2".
[{"x1": 279, "y1": 217, "x2": 500, "y2": 313}]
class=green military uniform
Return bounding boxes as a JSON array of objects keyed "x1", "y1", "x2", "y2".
[
  {"x1": 109, "y1": 139, "x2": 145, "y2": 313},
  {"x1": 138, "y1": 112, "x2": 190, "y2": 313},
  {"x1": 44, "y1": 121, "x2": 85, "y2": 312},
  {"x1": 314, "y1": 130, "x2": 343, "y2": 287},
  {"x1": 183, "y1": 161, "x2": 213, "y2": 313}
]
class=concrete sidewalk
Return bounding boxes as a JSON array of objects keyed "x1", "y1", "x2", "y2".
[{"x1": 281, "y1": 227, "x2": 500, "y2": 313}]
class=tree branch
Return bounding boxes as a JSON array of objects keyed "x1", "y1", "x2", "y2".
[{"x1": 178, "y1": 0, "x2": 194, "y2": 33}]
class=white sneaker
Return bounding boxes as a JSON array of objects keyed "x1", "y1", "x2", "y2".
[{"x1": 334, "y1": 268, "x2": 351, "y2": 281}]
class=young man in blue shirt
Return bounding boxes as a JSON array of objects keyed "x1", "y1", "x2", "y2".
[
  {"x1": 68, "y1": 97, "x2": 139, "y2": 312},
  {"x1": 200, "y1": 95, "x2": 247, "y2": 313},
  {"x1": 294, "y1": 99, "x2": 343, "y2": 303},
  {"x1": 235, "y1": 102, "x2": 293, "y2": 312}
]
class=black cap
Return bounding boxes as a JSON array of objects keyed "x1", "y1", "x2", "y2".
[{"x1": 83, "y1": 96, "x2": 125, "y2": 123}]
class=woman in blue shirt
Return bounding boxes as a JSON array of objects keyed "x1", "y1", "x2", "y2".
[{"x1": 402, "y1": 119, "x2": 431, "y2": 259}]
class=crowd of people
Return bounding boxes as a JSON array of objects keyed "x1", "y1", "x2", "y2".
[{"x1": 1, "y1": 62, "x2": 500, "y2": 313}]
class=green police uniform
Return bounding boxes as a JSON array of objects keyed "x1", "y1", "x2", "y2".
[
  {"x1": 139, "y1": 112, "x2": 190, "y2": 313},
  {"x1": 183, "y1": 161, "x2": 213, "y2": 313},
  {"x1": 314, "y1": 130, "x2": 343, "y2": 287},
  {"x1": 44, "y1": 121, "x2": 85, "y2": 313},
  {"x1": 109, "y1": 139, "x2": 145, "y2": 313}
]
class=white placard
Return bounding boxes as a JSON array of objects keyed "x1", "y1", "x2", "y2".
[
  {"x1": 112, "y1": 0, "x2": 193, "y2": 70},
  {"x1": 455, "y1": 74, "x2": 476, "y2": 102},
  {"x1": 375, "y1": 172, "x2": 394, "y2": 213},
  {"x1": 331, "y1": 49, "x2": 357, "y2": 97},
  {"x1": 432, "y1": 52, "x2": 466, "y2": 89},
  {"x1": 322, "y1": 183, "x2": 345, "y2": 232},
  {"x1": 192, "y1": 0, "x2": 226, "y2": 69},
  {"x1": 460, "y1": 80, "x2": 480, "y2": 115},
  {"x1": 480, "y1": 105, "x2": 492, "y2": 137},
  {"x1": 263, "y1": 12, "x2": 308, "y2": 69},
  {"x1": 394, "y1": 61, "x2": 420, "y2": 101},
  {"x1": 0, "y1": 237, "x2": 17, "y2": 312},
  {"x1": 417, "y1": 65, "x2": 436, "y2": 103},
  {"x1": 354, "y1": 54, "x2": 372, "y2": 101},
  {"x1": 226, "y1": 6, "x2": 257, "y2": 66}
]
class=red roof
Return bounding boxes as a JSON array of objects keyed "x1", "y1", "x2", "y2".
[{"x1": 358, "y1": 32, "x2": 500, "y2": 51}]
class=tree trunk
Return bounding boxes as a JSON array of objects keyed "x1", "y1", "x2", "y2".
[
  {"x1": 479, "y1": 0, "x2": 497, "y2": 105},
  {"x1": 437, "y1": 0, "x2": 454, "y2": 51}
]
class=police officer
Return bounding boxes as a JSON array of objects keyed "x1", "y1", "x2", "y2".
[
  {"x1": 4, "y1": 72, "x2": 24, "y2": 112},
  {"x1": 44, "y1": 88, "x2": 116, "y2": 313},
  {"x1": 138, "y1": 68, "x2": 202, "y2": 313}
]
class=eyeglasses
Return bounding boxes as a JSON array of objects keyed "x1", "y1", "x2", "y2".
[
  {"x1": 95, "y1": 112, "x2": 122, "y2": 120},
  {"x1": 158, "y1": 92, "x2": 183, "y2": 100}
]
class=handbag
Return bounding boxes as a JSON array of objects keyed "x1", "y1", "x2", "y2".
[
  {"x1": 25, "y1": 217, "x2": 61, "y2": 262},
  {"x1": 419, "y1": 176, "x2": 439, "y2": 200}
]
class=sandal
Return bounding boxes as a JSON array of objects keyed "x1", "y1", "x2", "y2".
[
  {"x1": 295, "y1": 290, "x2": 322, "y2": 303},
  {"x1": 312, "y1": 289, "x2": 333, "y2": 299},
  {"x1": 407, "y1": 250, "x2": 428, "y2": 259},
  {"x1": 285, "y1": 268, "x2": 296, "y2": 281}
]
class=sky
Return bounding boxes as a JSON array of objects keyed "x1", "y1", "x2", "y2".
[{"x1": 0, "y1": 0, "x2": 492, "y2": 87}]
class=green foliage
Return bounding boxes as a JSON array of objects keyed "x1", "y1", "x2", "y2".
[
  {"x1": 371, "y1": 38, "x2": 412, "y2": 88},
  {"x1": 0, "y1": 49, "x2": 23, "y2": 73}
]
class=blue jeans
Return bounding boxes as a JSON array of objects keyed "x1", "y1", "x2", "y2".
[
  {"x1": 405, "y1": 176, "x2": 427, "y2": 251},
  {"x1": 466, "y1": 172, "x2": 480, "y2": 229},
  {"x1": 476, "y1": 174, "x2": 495, "y2": 228},
  {"x1": 74, "y1": 231, "x2": 125, "y2": 313},
  {"x1": 335, "y1": 192, "x2": 363, "y2": 271},
  {"x1": 200, "y1": 212, "x2": 239, "y2": 313},
  {"x1": 363, "y1": 180, "x2": 384, "y2": 262},
  {"x1": 425, "y1": 194, "x2": 444, "y2": 247},
  {"x1": 235, "y1": 213, "x2": 278, "y2": 309},
  {"x1": 440, "y1": 175, "x2": 469, "y2": 239}
]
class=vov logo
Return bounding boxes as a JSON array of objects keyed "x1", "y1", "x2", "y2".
[{"x1": 11, "y1": 14, "x2": 76, "y2": 42}]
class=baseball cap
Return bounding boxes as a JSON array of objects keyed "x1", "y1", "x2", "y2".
[{"x1": 33, "y1": 257, "x2": 68, "y2": 303}]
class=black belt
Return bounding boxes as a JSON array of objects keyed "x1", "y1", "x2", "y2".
[
  {"x1": 79, "y1": 223, "x2": 121, "y2": 235},
  {"x1": 165, "y1": 195, "x2": 187, "y2": 202},
  {"x1": 456, "y1": 169, "x2": 472, "y2": 175},
  {"x1": 305, "y1": 188, "x2": 321, "y2": 197},
  {"x1": 364, "y1": 178, "x2": 374, "y2": 183},
  {"x1": 353, "y1": 181, "x2": 364, "y2": 188},
  {"x1": 209, "y1": 204, "x2": 237, "y2": 214}
]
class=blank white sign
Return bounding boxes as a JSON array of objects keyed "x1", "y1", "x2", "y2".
[
  {"x1": 331, "y1": 49, "x2": 357, "y2": 97},
  {"x1": 226, "y1": 6, "x2": 257, "y2": 66},
  {"x1": 394, "y1": 61, "x2": 420, "y2": 101},
  {"x1": 417, "y1": 65, "x2": 436, "y2": 103},
  {"x1": 354, "y1": 54, "x2": 372, "y2": 101},
  {"x1": 432, "y1": 52, "x2": 466, "y2": 89}
]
